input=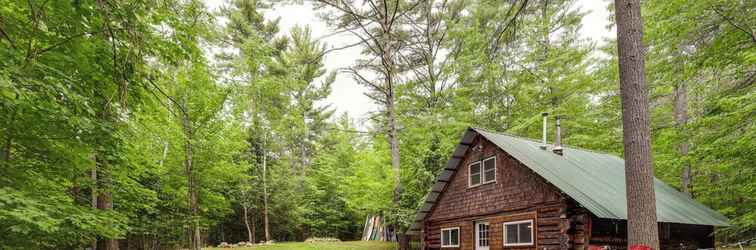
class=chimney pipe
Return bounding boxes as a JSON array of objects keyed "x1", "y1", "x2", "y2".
[
  {"x1": 540, "y1": 112, "x2": 548, "y2": 150},
  {"x1": 553, "y1": 116, "x2": 563, "y2": 155}
]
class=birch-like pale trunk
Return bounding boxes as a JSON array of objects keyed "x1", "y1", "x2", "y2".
[
  {"x1": 674, "y1": 81, "x2": 692, "y2": 196},
  {"x1": 181, "y1": 96, "x2": 201, "y2": 250},
  {"x1": 262, "y1": 136, "x2": 270, "y2": 242},
  {"x1": 243, "y1": 204, "x2": 253, "y2": 243},
  {"x1": 91, "y1": 153, "x2": 98, "y2": 250}
]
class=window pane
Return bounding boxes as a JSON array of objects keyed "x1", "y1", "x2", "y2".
[
  {"x1": 442, "y1": 230, "x2": 449, "y2": 245},
  {"x1": 484, "y1": 158, "x2": 495, "y2": 172},
  {"x1": 519, "y1": 222, "x2": 532, "y2": 243},
  {"x1": 471, "y1": 173, "x2": 481, "y2": 185},
  {"x1": 479, "y1": 224, "x2": 489, "y2": 246},
  {"x1": 450, "y1": 229, "x2": 459, "y2": 245},
  {"x1": 484, "y1": 169, "x2": 495, "y2": 182},
  {"x1": 505, "y1": 224, "x2": 518, "y2": 243},
  {"x1": 470, "y1": 163, "x2": 481, "y2": 174},
  {"x1": 484, "y1": 158, "x2": 495, "y2": 182}
]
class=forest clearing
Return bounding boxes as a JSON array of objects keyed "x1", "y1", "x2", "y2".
[{"x1": 1, "y1": 0, "x2": 753, "y2": 249}]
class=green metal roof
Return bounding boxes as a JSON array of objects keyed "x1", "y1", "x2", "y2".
[{"x1": 409, "y1": 128, "x2": 729, "y2": 232}]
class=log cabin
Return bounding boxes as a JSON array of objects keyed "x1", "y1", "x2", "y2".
[{"x1": 408, "y1": 123, "x2": 729, "y2": 250}]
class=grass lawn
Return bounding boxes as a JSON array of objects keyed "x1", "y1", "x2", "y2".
[{"x1": 204, "y1": 241, "x2": 396, "y2": 250}]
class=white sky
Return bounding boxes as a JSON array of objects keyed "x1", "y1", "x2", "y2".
[{"x1": 205, "y1": 0, "x2": 614, "y2": 126}]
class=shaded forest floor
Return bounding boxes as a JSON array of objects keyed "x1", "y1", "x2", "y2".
[{"x1": 204, "y1": 241, "x2": 396, "y2": 250}]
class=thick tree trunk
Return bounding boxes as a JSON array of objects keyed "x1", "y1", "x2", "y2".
[
  {"x1": 614, "y1": 0, "x2": 660, "y2": 248},
  {"x1": 93, "y1": 151, "x2": 119, "y2": 250},
  {"x1": 182, "y1": 107, "x2": 201, "y2": 250},
  {"x1": 262, "y1": 141, "x2": 270, "y2": 243},
  {"x1": 380, "y1": 6, "x2": 402, "y2": 204},
  {"x1": 387, "y1": 95, "x2": 401, "y2": 199},
  {"x1": 673, "y1": 82, "x2": 692, "y2": 196}
]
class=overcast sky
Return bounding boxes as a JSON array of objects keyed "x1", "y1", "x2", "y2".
[{"x1": 205, "y1": 0, "x2": 615, "y2": 127}]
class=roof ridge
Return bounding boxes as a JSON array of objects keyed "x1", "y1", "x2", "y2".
[{"x1": 470, "y1": 127, "x2": 622, "y2": 159}]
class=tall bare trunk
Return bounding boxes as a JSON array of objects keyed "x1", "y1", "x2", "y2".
[
  {"x1": 97, "y1": 156, "x2": 119, "y2": 250},
  {"x1": 674, "y1": 82, "x2": 691, "y2": 196},
  {"x1": 300, "y1": 115, "x2": 307, "y2": 183},
  {"x1": 251, "y1": 211, "x2": 256, "y2": 243},
  {"x1": 2, "y1": 135, "x2": 10, "y2": 162},
  {"x1": 541, "y1": 1, "x2": 558, "y2": 110},
  {"x1": 92, "y1": 153, "x2": 99, "y2": 250},
  {"x1": 262, "y1": 138, "x2": 270, "y2": 242},
  {"x1": 379, "y1": 4, "x2": 401, "y2": 204},
  {"x1": 2, "y1": 100, "x2": 16, "y2": 163},
  {"x1": 387, "y1": 95, "x2": 401, "y2": 199},
  {"x1": 614, "y1": 0, "x2": 660, "y2": 248},
  {"x1": 182, "y1": 105, "x2": 201, "y2": 250},
  {"x1": 159, "y1": 142, "x2": 169, "y2": 168},
  {"x1": 243, "y1": 204, "x2": 253, "y2": 243}
]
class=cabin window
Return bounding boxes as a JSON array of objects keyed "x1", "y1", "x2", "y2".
[
  {"x1": 483, "y1": 156, "x2": 496, "y2": 183},
  {"x1": 441, "y1": 227, "x2": 460, "y2": 247},
  {"x1": 469, "y1": 162, "x2": 482, "y2": 186},
  {"x1": 503, "y1": 220, "x2": 533, "y2": 246},
  {"x1": 469, "y1": 156, "x2": 496, "y2": 187}
]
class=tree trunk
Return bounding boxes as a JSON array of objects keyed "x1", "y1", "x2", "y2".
[
  {"x1": 182, "y1": 106, "x2": 201, "y2": 250},
  {"x1": 673, "y1": 81, "x2": 692, "y2": 196},
  {"x1": 243, "y1": 204, "x2": 253, "y2": 243},
  {"x1": 262, "y1": 138, "x2": 270, "y2": 243},
  {"x1": 92, "y1": 153, "x2": 99, "y2": 250},
  {"x1": 614, "y1": 0, "x2": 660, "y2": 248},
  {"x1": 93, "y1": 151, "x2": 119, "y2": 250},
  {"x1": 541, "y1": 0, "x2": 558, "y2": 110},
  {"x1": 2, "y1": 94, "x2": 18, "y2": 163},
  {"x1": 2, "y1": 135, "x2": 10, "y2": 162},
  {"x1": 158, "y1": 141, "x2": 169, "y2": 168},
  {"x1": 97, "y1": 157, "x2": 120, "y2": 250},
  {"x1": 300, "y1": 118, "x2": 307, "y2": 184},
  {"x1": 251, "y1": 212, "x2": 256, "y2": 243},
  {"x1": 387, "y1": 95, "x2": 401, "y2": 200},
  {"x1": 380, "y1": 5, "x2": 402, "y2": 204}
]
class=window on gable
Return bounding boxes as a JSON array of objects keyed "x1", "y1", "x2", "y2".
[
  {"x1": 503, "y1": 220, "x2": 534, "y2": 246},
  {"x1": 469, "y1": 162, "x2": 482, "y2": 186},
  {"x1": 470, "y1": 156, "x2": 496, "y2": 187},
  {"x1": 441, "y1": 227, "x2": 460, "y2": 247},
  {"x1": 483, "y1": 156, "x2": 496, "y2": 183}
]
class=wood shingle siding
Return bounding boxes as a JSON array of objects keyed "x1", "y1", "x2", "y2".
[{"x1": 424, "y1": 136, "x2": 571, "y2": 249}]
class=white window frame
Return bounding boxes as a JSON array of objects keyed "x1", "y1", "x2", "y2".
[
  {"x1": 481, "y1": 156, "x2": 497, "y2": 184},
  {"x1": 469, "y1": 156, "x2": 496, "y2": 187},
  {"x1": 502, "y1": 219, "x2": 534, "y2": 247},
  {"x1": 440, "y1": 227, "x2": 460, "y2": 248},
  {"x1": 468, "y1": 161, "x2": 482, "y2": 187},
  {"x1": 475, "y1": 221, "x2": 490, "y2": 249}
]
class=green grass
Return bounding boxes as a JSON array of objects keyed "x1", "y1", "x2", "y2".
[{"x1": 204, "y1": 241, "x2": 396, "y2": 250}]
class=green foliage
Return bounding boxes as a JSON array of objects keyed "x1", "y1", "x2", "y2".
[{"x1": 0, "y1": 0, "x2": 753, "y2": 247}]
